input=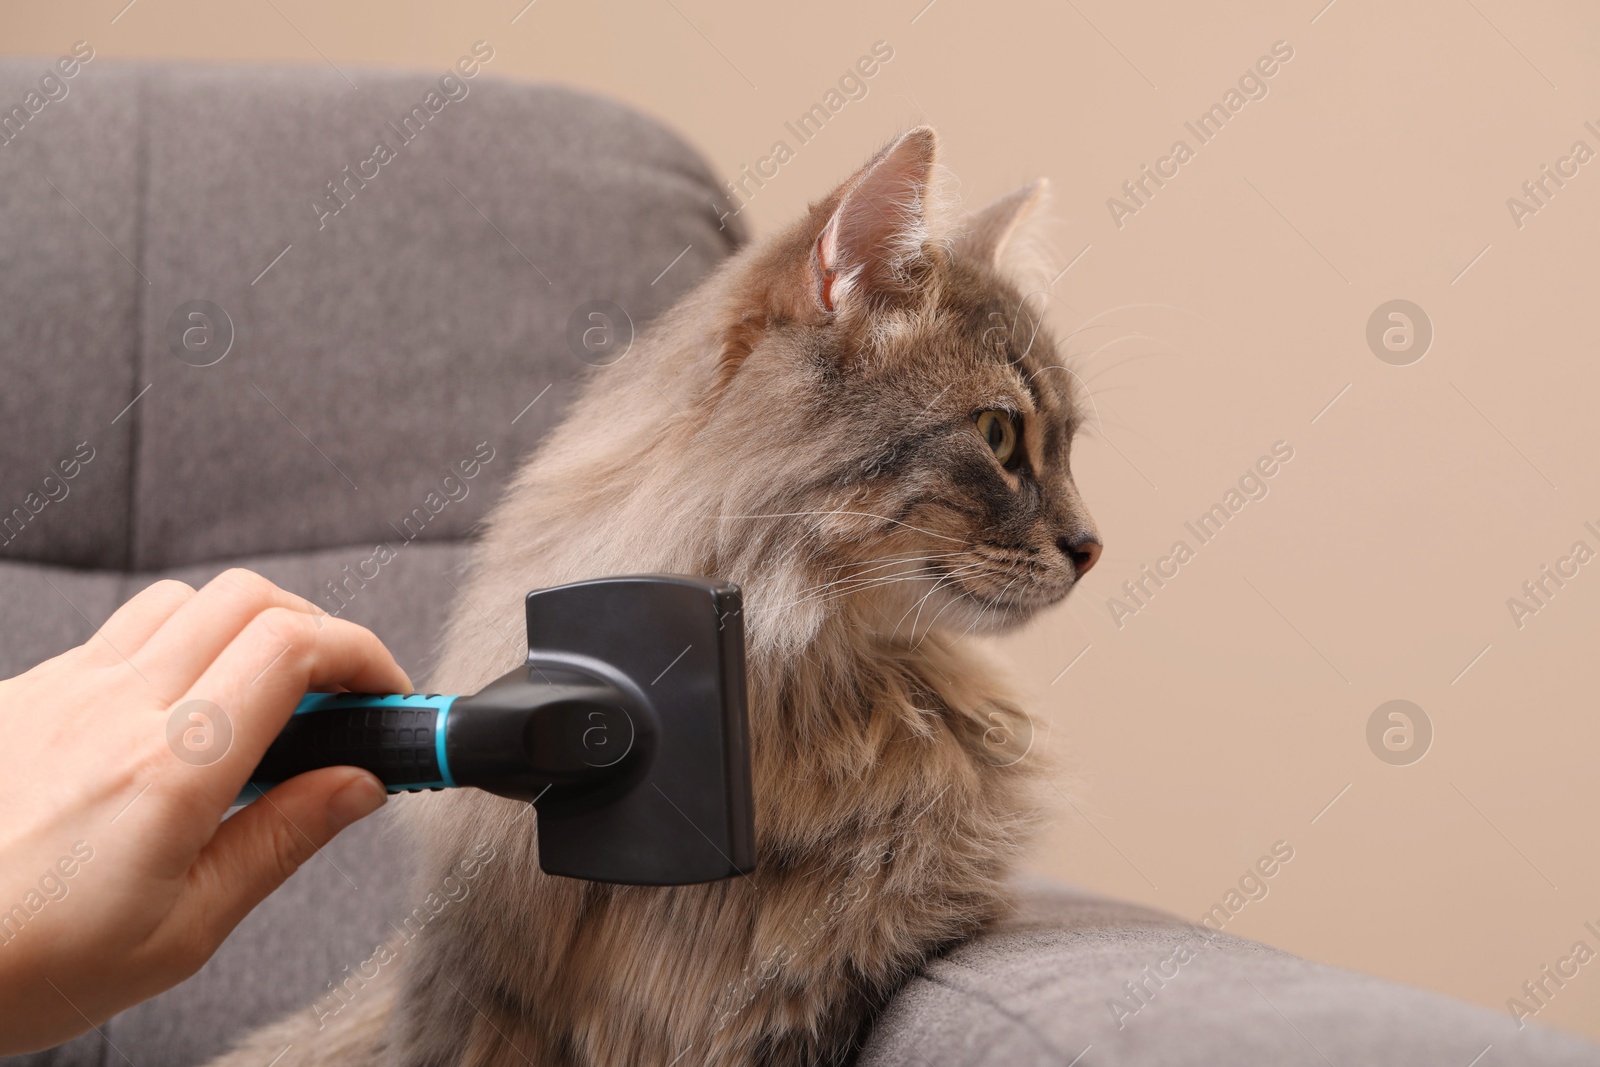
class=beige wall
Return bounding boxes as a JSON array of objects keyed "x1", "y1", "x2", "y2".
[{"x1": 7, "y1": 0, "x2": 1599, "y2": 1041}]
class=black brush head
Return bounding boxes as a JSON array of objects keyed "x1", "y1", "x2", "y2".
[{"x1": 518, "y1": 575, "x2": 754, "y2": 885}]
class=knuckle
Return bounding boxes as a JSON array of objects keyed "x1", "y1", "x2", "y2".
[
  {"x1": 266, "y1": 811, "x2": 314, "y2": 881},
  {"x1": 149, "y1": 577, "x2": 197, "y2": 598},
  {"x1": 248, "y1": 606, "x2": 317, "y2": 655},
  {"x1": 212, "y1": 567, "x2": 277, "y2": 605}
]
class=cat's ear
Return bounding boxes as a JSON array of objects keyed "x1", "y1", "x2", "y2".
[
  {"x1": 811, "y1": 126, "x2": 939, "y2": 314},
  {"x1": 957, "y1": 179, "x2": 1049, "y2": 267}
]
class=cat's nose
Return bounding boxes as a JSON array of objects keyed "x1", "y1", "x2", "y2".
[{"x1": 1057, "y1": 536, "x2": 1101, "y2": 579}]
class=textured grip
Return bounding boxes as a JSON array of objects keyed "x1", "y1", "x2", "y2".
[{"x1": 245, "y1": 693, "x2": 457, "y2": 796}]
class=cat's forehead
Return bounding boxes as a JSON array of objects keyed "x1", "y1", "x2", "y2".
[{"x1": 909, "y1": 262, "x2": 1075, "y2": 414}]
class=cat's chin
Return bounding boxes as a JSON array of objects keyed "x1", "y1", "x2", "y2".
[
  {"x1": 879, "y1": 581, "x2": 1063, "y2": 639},
  {"x1": 944, "y1": 590, "x2": 1054, "y2": 633}
]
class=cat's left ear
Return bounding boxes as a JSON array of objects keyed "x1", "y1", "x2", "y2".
[
  {"x1": 812, "y1": 126, "x2": 939, "y2": 314},
  {"x1": 956, "y1": 179, "x2": 1049, "y2": 266}
]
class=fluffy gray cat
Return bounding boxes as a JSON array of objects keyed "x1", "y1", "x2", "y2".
[{"x1": 212, "y1": 125, "x2": 1100, "y2": 1067}]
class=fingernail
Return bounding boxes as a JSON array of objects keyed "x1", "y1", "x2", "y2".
[{"x1": 328, "y1": 772, "x2": 388, "y2": 832}]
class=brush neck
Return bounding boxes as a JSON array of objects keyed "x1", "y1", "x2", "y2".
[{"x1": 447, "y1": 663, "x2": 652, "y2": 803}]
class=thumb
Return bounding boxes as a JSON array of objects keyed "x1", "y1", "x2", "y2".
[{"x1": 187, "y1": 768, "x2": 388, "y2": 939}]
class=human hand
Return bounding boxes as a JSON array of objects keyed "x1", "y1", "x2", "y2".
[{"x1": 0, "y1": 569, "x2": 410, "y2": 1054}]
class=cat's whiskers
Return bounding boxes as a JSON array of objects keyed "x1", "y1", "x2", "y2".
[
  {"x1": 947, "y1": 550, "x2": 1049, "y2": 633},
  {"x1": 769, "y1": 537, "x2": 1038, "y2": 679},
  {"x1": 771, "y1": 566, "x2": 967, "y2": 614},
  {"x1": 789, "y1": 574, "x2": 950, "y2": 608},
  {"x1": 1028, "y1": 362, "x2": 1104, "y2": 438},
  {"x1": 1077, "y1": 350, "x2": 1166, "y2": 386},
  {"x1": 821, "y1": 550, "x2": 971, "y2": 571},
  {"x1": 720, "y1": 510, "x2": 970, "y2": 545},
  {"x1": 911, "y1": 581, "x2": 985, "y2": 649},
  {"x1": 894, "y1": 560, "x2": 992, "y2": 638},
  {"x1": 764, "y1": 573, "x2": 922, "y2": 613},
  {"x1": 789, "y1": 553, "x2": 967, "y2": 598},
  {"x1": 843, "y1": 560, "x2": 985, "y2": 633},
  {"x1": 1007, "y1": 289, "x2": 1050, "y2": 364},
  {"x1": 955, "y1": 589, "x2": 999, "y2": 641},
  {"x1": 926, "y1": 570, "x2": 1030, "y2": 649},
  {"x1": 1056, "y1": 321, "x2": 1131, "y2": 345},
  {"x1": 812, "y1": 551, "x2": 971, "y2": 584},
  {"x1": 819, "y1": 549, "x2": 970, "y2": 573},
  {"x1": 765, "y1": 550, "x2": 978, "y2": 614}
]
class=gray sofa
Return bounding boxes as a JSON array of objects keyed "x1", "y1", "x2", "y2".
[{"x1": 1, "y1": 60, "x2": 1594, "y2": 1066}]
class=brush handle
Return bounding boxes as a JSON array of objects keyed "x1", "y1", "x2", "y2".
[{"x1": 238, "y1": 692, "x2": 459, "y2": 802}]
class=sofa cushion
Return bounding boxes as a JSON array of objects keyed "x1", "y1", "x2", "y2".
[
  {"x1": 856, "y1": 877, "x2": 1600, "y2": 1066},
  {"x1": 0, "y1": 59, "x2": 741, "y2": 572}
]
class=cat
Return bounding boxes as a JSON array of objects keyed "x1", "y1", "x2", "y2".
[{"x1": 211, "y1": 125, "x2": 1100, "y2": 1067}]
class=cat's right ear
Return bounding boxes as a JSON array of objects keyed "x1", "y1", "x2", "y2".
[{"x1": 810, "y1": 127, "x2": 939, "y2": 316}]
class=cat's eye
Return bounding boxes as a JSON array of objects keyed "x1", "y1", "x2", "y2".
[{"x1": 974, "y1": 409, "x2": 1021, "y2": 468}]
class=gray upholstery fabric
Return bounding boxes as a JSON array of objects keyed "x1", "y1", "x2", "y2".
[
  {"x1": 0, "y1": 59, "x2": 738, "y2": 572},
  {"x1": 858, "y1": 879, "x2": 1600, "y2": 1066},
  {"x1": 1, "y1": 57, "x2": 1596, "y2": 1067}
]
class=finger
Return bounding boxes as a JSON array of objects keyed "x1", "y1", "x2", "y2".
[
  {"x1": 130, "y1": 569, "x2": 331, "y2": 699},
  {"x1": 169, "y1": 608, "x2": 412, "y2": 803},
  {"x1": 179, "y1": 767, "x2": 387, "y2": 948},
  {"x1": 84, "y1": 580, "x2": 196, "y2": 664}
]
